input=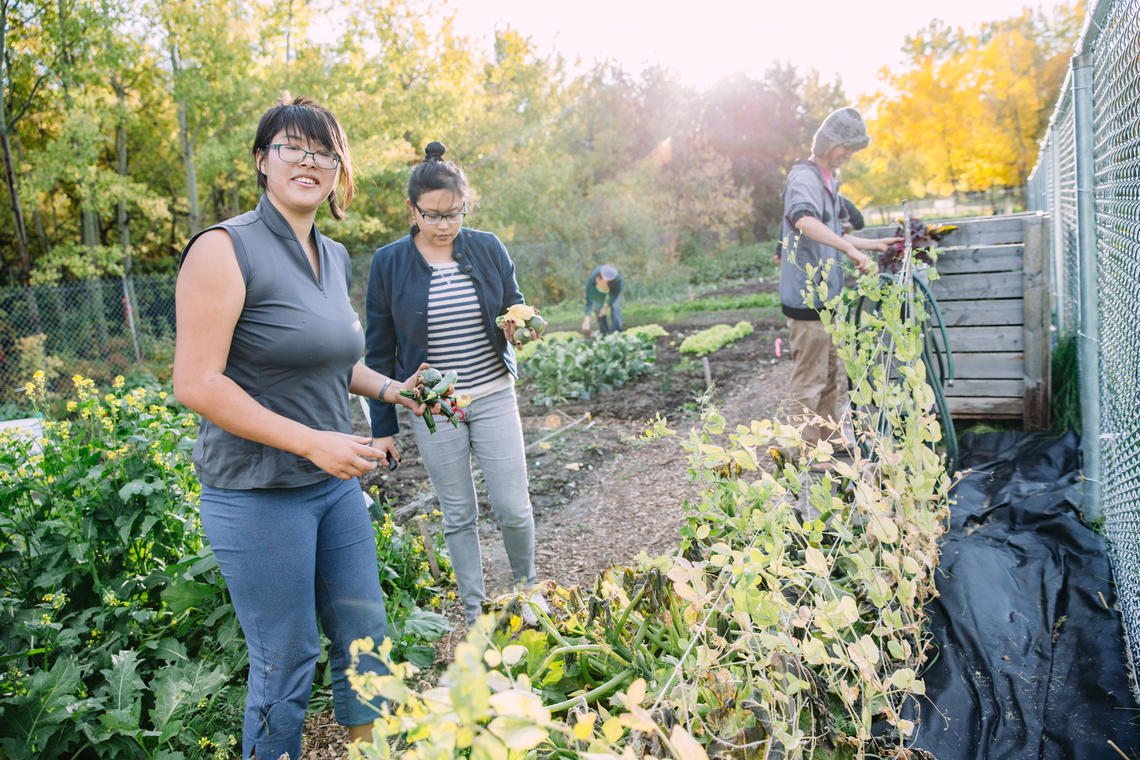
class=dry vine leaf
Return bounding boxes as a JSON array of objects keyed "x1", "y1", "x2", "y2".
[{"x1": 669, "y1": 725, "x2": 710, "y2": 760}]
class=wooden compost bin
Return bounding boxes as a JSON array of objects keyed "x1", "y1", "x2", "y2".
[{"x1": 861, "y1": 212, "x2": 1051, "y2": 429}]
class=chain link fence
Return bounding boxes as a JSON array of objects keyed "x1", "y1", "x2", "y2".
[
  {"x1": 0, "y1": 229, "x2": 703, "y2": 410},
  {"x1": 1027, "y1": 0, "x2": 1140, "y2": 685},
  {"x1": 0, "y1": 276, "x2": 177, "y2": 407}
]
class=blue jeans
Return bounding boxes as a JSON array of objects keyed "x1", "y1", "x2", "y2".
[
  {"x1": 410, "y1": 386, "x2": 535, "y2": 623},
  {"x1": 591, "y1": 297, "x2": 623, "y2": 334},
  {"x1": 199, "y1": 476, "x2": 388, "y2": 760}
]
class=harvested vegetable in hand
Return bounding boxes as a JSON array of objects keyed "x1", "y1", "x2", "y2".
[
  {"x1": 400, "y1": 367, "x2": 459, "y2": 434},
  {"x1": 879, "y1": 218, "x2": 957, "y2": 273},
  {"x1": 496, "y1": 303, "x2": 547, "y2": 345}
]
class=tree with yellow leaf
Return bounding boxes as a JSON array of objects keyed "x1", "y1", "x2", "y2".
[{"x1": 845, "y1": 4, "x2": 1082, "y2": 207}]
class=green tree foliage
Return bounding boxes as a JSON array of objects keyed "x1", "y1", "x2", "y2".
[
  {"x1": 0, "y1": 0, "x2": 824, "y2": 298},
  {"x1": 3, "y1": 0, "x2": 1066, "y2": 301}
]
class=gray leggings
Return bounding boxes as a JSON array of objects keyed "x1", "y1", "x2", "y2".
[{"x1": 410, "y1": 386, "x2": 536, "y2": 623}]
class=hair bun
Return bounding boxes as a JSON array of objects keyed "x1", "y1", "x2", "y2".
[{"x1": 424, "y1": 141, "x2": 446, "y2": 161}]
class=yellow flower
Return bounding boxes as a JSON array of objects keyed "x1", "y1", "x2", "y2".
[
  {"x1": 112, "y1": 375, "x2": 125, "y2": 389},
  {"x1": 32, "y1": 370, "x2": 44, "y2": 381},
  {"x1": 501, "y1": 303, "x2": 536, "y2": 325},
  {"x1": 66, "y1": 401, "x2": 77, "y2": 412},
  {"x1": 72, "y1": 374, "x2": 96, "y2": 400}
]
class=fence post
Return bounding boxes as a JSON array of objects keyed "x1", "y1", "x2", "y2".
[
  {"x1": 1047, "y1": 134, "x2": 1065, "y2": 334},
  {"x1": 1072, "y1": 51, "x2": 1101, "y2": 521},
  {"x1": 121, "y1": 275, "x2": 142, "y2": 365}
]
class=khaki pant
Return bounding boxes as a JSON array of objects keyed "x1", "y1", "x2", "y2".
[{"x1": 787, "y1": 318, "x2": 849, "y2": 446}]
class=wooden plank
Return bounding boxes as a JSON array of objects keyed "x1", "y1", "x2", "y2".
[
  {"x1": 948, "y1": 396, "x2": 1024, "y2": 417},
  {"x1": 952, "y1": 352, "x2": 1025, "y2": 379},
  {"x1": 1021, "y1": 215, "x2": 1051, "y2": 429},
  {"x1": 943, "y1": 379, "x2": 1024, "y2": 398},
  {"x1": 945, "y1": 325, "x2": 1023, "y2": 352},
  {"x1": 863, "y1": 213, "x2": 1038, "y2": 246},
  {"x1": 929, "y1": 271, "x2": 1023, "y2": 301},
  {"x1": 935, "y1": 245, "x2": 1024, "y2": 274},
  {"x1": 938, "y1": 299, "x2": 1023, "y2": 327}
]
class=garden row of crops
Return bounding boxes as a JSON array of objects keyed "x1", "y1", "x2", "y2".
[{"x1": 345, "y1": 270, "x2": 952, "y2": 759}]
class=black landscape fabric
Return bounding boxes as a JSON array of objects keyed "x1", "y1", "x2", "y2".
[{"x1": 904, "y1": 430, "x2": 1140, "y2": 759}]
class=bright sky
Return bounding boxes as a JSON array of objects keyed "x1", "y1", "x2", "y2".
[{"x1": 452, "y1": 0, "x2": 1066, "y2": 97}]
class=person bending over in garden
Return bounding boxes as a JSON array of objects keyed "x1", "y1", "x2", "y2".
[
  {"x1": 581, "y1": 264, "x2": 623, "y2": 335},
  {"x1": 173, "y1": 94, "x2": 438, "y2": 760},
  {"x1": 778, "y1": 106, "x2": 898, "y2": 462},
  {"x1": 365, "y1": 141, "x2": 546, "y2": 626}
]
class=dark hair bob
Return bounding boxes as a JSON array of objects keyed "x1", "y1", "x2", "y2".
[{"x1": 252, "y1": 93, "x2": 355, "y2": 220}]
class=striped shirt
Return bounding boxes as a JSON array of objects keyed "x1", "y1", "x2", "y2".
[{"x1": 426, "y1": 263, "x2": 512, "y2": 398}]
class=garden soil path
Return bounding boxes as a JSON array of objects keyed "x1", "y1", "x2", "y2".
[{"x1": 301, "y1": 313, "x2": 799, "y2": 758}]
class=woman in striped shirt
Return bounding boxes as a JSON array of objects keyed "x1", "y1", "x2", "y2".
[{"x1": 365, "y1": 142, "x2": 544, "y2": 625}]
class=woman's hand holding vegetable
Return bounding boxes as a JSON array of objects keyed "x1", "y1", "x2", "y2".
[
  {"x1": 387, "y1": 363, "x2": 441, "y2": 416},
  {"x1": 497, "y1": 304, "x2": 546, "y2": 347},
  {"x1": 501, "y1": 318, "x2": 518, "y2": 346},
  {"x1": 399, "y1": 366, "x2": 460, "y2": 434}
]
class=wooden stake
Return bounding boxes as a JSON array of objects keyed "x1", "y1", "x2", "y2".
[{"x1": 702, "y1": 356, "x2": 712, "y2": 388}]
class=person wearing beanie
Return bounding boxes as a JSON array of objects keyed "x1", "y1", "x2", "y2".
[
  {"x1": 582, "y1": 264, "x2": 623, "y2": 335},
  {"x1": 777, "y1": 107, "x2": 899, "y2": 465}
]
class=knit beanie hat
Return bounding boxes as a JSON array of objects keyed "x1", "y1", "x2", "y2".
[{"x1": 812, "y1": 107, "x2": 870, "y2": 157}]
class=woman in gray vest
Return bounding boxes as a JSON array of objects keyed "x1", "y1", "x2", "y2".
[
  {"x1": 365, "y1": 142, "x2": 547, "y2": 626},
  {"x1": 173, "y1": 94, "x2": 435, "y2": 759}
]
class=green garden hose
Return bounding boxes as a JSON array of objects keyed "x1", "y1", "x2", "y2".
[{"x1": 850, "y1": 271, "x2": 958, "y2": 473}]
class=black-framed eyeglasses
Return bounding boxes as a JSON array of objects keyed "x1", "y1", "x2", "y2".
[
  {"x1": 414, "y1": 203, "x2": 467, "y2": 225},
  {"x1": 269, "y1": 143, "x2": 341, "y2": 170}
]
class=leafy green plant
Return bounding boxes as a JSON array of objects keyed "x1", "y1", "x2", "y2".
[
  {"x1": 622, "y1": 292, "x2": 780, "y2": 326},
  {"x1": 0, "y1": 372, "x2": 245, "y2": 759},
  {"x1": 686, "y1": 241, "x2": 779, "y2": 286},
  {"x1": 624, "y1": 323, "x2": 668, "y2": 340},
  {"x1": 0, "y1": 373, "x2": 461, "y2": 758},
  {"x1": 1051, "y1": 334, "x2": 1080, "y2": 433},
  {"x1": 679, "y1": 320, "x2": 754, "y2": 356},
  {"x1": 521, "y1": 332, "x2": 657, "y2": 406},
  {"x1": 368, "y1": 502, "x2": 454, "y2": 668}
]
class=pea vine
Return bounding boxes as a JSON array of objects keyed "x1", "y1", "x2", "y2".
[{"x1": 347, "y1": 267, "x2": 951, "y2": 760}]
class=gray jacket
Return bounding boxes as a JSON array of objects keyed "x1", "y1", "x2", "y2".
[{"x1": 778, "y1": 159, "x2": 846, "y2": 320}]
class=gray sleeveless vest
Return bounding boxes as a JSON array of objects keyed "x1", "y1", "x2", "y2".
[{"x1": 179, "y1": 195, "x2": 364, "y2": 489}]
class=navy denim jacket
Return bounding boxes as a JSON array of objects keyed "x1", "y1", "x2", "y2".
[{"x1": 364, "y1": 227, "x2": 525, "y2": 437}]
